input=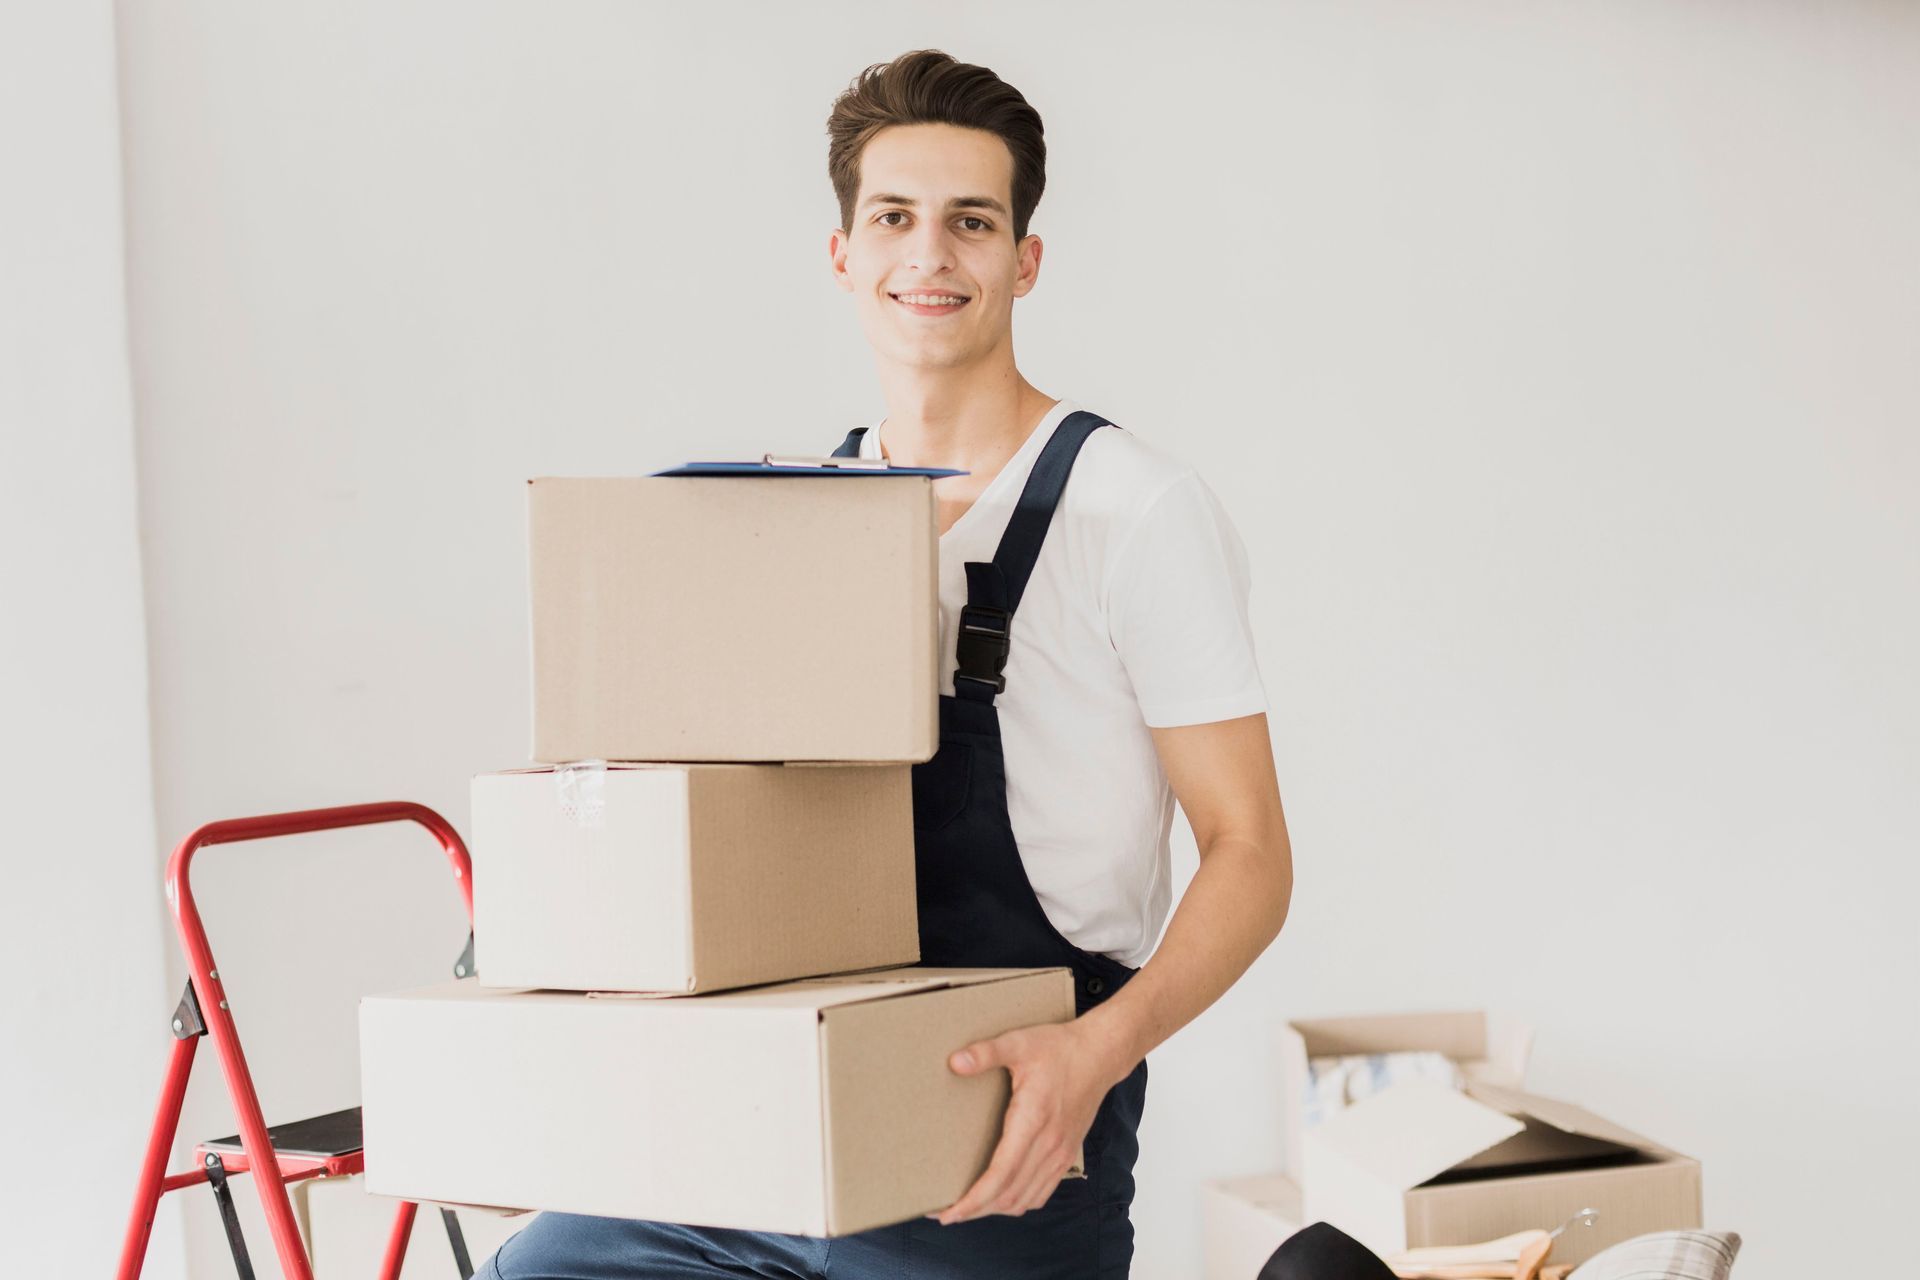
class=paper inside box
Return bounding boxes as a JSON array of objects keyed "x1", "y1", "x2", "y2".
[{"x1": 1281, "y1": 1009, "x2": 1534, "y2": 1179}]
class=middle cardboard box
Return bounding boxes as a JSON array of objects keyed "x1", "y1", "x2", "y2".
[{"x1": 472, "y1": 760, "x2": 919, "y2": 994}]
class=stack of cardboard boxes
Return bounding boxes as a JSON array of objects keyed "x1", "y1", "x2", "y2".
[
  {"x1": 1203, "y1": 1010, "x2": 1706, "y2": 1276},
  {"x1": 358, "y1": 471, "x2": 1081, "y2": 1237}
]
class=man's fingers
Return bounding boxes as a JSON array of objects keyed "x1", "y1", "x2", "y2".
[
  {"x1": 997, "y1": 1159, "x2": 1055, "y2": 1217},
  {"x1": 1009, "y1": 1160, "x2": 1065, "y2": 1216},
  {"x1": 1003, "y1": 1139, "x2": 1074, "y2": 1216},
  {"x1": 938, "y1": 1163, "x2": 1004, "y2": 1224},
  {"x1": 939, "y1": 1109, "x2": 1040, "y2": 1223},
  {"x1": 986, "y1": 1128, "x2": 1063, "y2": 1216},
  {"x1": 955, "y1": 1116, "x2": 1070, "y2": 1221}
]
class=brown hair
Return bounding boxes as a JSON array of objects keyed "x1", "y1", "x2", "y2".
[{"x1": 826, "y1": 49, "x2": 1046, "y2": 241}]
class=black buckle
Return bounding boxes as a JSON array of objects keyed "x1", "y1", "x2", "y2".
[{"x1": 954, "y1": 604, "x2": 1012, "y2": 694}]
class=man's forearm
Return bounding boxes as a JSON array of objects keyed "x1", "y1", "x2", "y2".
[{"x1": 1075, "y1": 831, "x2": 1293, "y2": 1086}]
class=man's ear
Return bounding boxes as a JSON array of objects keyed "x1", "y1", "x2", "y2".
[
  {"x1": 828, "y1": 227, "x2": 854, "y2": 292},
  {"x1": 1011, "y1": 233, "x2": 1044, "y2": 299}
]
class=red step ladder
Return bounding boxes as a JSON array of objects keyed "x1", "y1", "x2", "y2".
[{"x1": 118, "y1": 801, "x2": 478, "y2": 1279}]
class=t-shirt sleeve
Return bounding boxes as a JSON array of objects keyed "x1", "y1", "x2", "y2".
[{"x1": 1104, "y1": 470, "x2": 1268, "y2": 727}]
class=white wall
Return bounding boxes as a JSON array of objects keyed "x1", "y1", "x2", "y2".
[
  {"x1": 0, "y1": 2, "x2": 183, "y2": 1276},
  {"x1": 106, "y1": 2, "x2": 1918, "y2": 1277}
]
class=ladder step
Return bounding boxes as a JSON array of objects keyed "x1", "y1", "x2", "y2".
[{"x1": 202, "y1": 1106, "x2": 363, "y2": 1161}]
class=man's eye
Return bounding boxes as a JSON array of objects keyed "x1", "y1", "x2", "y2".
[
  {"x1": 960, "y1": 217, "x2": 991, "y2": 231},
  {"x1": 877, "y1": 211, "x2": 907, "y2": 226}
]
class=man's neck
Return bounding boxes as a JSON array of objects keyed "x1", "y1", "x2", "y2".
[{"x1": 873, "y1": 359, "x2": 1057, "y2": 477}]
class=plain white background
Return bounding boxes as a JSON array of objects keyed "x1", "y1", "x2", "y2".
[
  {"x1": 6, "y1": 2, "x2": 1917, "y2": 1276},
  {"x1": 0, "y1": 0, "x2": 183, "y2": 1275}
]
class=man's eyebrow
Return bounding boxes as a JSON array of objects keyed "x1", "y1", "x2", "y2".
[{"x1": 861, "y1": 192, "x2": 1010, "y2": 216}]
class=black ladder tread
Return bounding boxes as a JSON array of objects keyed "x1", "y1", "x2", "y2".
[{"x1": 202, "y1": 1106, "x2": 363, "y2": 1161}]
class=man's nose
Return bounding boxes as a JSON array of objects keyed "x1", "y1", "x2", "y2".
[{"x1": 903, "y1": 220, "x2": 960, "y2": 275}]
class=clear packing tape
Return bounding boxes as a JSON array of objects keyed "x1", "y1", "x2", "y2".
[{"x1": 553, "y1": 759, "x2": 608, "y2": 830}]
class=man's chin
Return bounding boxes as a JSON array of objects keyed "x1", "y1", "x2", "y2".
[
  {"x1": 876, "y1": 335, "x2": 981, "y2": 369},
  {"x1": 897, "y1": 350, "x2": 979, "y2": 374}
]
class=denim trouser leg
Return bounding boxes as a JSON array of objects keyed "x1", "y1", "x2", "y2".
[
  {"x1": 480, "y1": 1212, "x2": 828, "y2": 1279},
  {"x1": 479, "y1": 1179, "x2": 1123, "y2": 1280}
]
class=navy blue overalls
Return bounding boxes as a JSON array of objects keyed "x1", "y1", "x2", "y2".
[{"x1": 480, "y1": 410, "x2": 1150, "y2": 1279}]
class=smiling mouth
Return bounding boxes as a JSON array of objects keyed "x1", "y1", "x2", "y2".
[{"x1": 889, "y1": 291, "x2": 971, "y2": 313}]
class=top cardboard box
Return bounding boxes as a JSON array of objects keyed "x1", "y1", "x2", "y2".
[{"x1": 528, "y1": 475, "x2": 939, "y2": 764}]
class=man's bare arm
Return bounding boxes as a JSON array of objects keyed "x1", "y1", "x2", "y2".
[
  {"x1": 1076, "y1": 711, "x2": 1294, "y2": 1082},
  {"x1": 933, "y1": 710, "x2": 1291, "y2": 1222}
]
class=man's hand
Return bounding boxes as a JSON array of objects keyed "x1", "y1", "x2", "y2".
[{"x1": 929, "y1": 1018, "x2": 1131, "y2": 1225}]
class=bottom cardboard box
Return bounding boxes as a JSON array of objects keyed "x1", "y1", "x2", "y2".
[
  {"x1": 1202, "y1": 1173, "x2": 1305, "y2": 1280},
  {"x1": 361, "y1": 967, "x2": 1076, "y2": 1237}
]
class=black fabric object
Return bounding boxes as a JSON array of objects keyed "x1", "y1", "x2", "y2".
[{"x1": 1260, "y1": 1222, "x2": 1398, "y2": 1280}]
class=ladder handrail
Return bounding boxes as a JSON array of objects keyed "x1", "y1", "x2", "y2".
[{"x1": 120, "y1": 800, "x2": 474, "y2": 1280}]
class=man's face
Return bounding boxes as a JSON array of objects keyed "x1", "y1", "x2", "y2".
[{"x1": 830, "y1": 122, "x2": 1041, "y2": 372}]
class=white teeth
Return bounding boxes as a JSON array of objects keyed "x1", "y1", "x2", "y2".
[{"x1": 894, "y1": 293, "x2": 967, "y2": 306}]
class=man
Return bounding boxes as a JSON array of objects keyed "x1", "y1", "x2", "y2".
[{"x1": 480, "y1": 48, "x2": 1292, "y2": 1279}]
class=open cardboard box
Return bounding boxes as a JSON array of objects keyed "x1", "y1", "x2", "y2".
[
  {"x1": 1283, "y1": 1009, "x2": 1534, "y2": 1180},
  {"x1": 361, "y1": 966, "x2": 1078, "y2": 1237},
  {"x1": 1302, "y1": 1079, "x2": 1702, "y2": 1268}
]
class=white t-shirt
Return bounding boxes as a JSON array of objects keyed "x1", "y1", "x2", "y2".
[{"x1": 857, "y1": 397, "x2": 1267, "y2": 966}]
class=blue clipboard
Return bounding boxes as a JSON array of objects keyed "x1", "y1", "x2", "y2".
[{"x1": 651, "y1": 453, "x2": 966, "y2": 478}]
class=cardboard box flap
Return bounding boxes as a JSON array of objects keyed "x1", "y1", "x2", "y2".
[
  {"x1": 489, "y1": 763, "x2": 655, "y2": 776},
  {"x1": 1309, "y1": 1080, "x2": 1525, "y2": 1191},
  {"x1": 485, "y1": 763, "x2": 798, "y2": 777},
  {"x1": 645, "y1": 461, "x2": 963, "y2": 478},
  {"x1": 789, "y1": 966, "x2": 1068, "y2": 1013},
  {"x1": 404, "y1": 968, "x2": 1068, "y2": 1014},
  {"x1": 1290, "y1": 1010, "x2": 1491, "y2": 1059},
  {"x1": 1461, "y1": 1082, "x2": 1666, "y2": 1154}
]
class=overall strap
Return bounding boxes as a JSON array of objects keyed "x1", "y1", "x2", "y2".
[
  {"x1": 956, "y1": 410, "x2": 1115, "y2": 703},
  {"x1": 830, "y1": 426, "x2": 867, "y2": 458}
]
